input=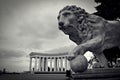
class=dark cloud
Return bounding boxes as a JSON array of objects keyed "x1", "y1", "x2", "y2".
[
  {"x1": 0, "y1": 57, "x2": 29, "y2": 72},
  {"x1": 0, "y1": 49, "x2": 26, "y2": 59},
  {"x1": 17, "y1": 22, "x2": 59, "y2": 40},
  {"x1": 0, "y1": 0, "x2": 96, "y2": 72},
  {"x1": 0, "y1": 48, "x2": 29, "y2": 72}
]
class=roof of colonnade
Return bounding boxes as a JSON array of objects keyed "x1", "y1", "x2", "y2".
[{"x1": 29, "y1": 52, "x2": 68, "y2": 57}]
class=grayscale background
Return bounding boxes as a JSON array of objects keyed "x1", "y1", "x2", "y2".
[{"x1": 0, "y1": 0, "x2": 96, "y2": 72}]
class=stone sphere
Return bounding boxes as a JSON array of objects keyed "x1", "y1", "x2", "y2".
[{"x1": 70, "y1": 55, "x2": 88, "y2": 72}]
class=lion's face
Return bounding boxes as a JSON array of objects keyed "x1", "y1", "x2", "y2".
[{"x1": 58, "y1": 10, "x2": 78, "y2": 35}]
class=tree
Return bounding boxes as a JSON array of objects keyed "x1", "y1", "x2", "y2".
[{"x1": 94, "y1": 0, "x2": 120, "y2": 20}]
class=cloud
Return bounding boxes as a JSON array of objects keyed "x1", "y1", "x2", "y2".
[
  {"x1": 0, "y1": 49, "x2": 26, "y2": 59},
  {"x1": 46, "y1": 45, "x2": 76, "y2": 53},
  {"x1": 0, "y1": 48, "x2": 29, "y2": 72},
  {"x1": 0, "y1": 0, "x2": 97, "y2": 52},
  {"x1": 0, "y1": 57, "x2": 29, "y2": 72},
  {"x1": 0, "y1": 0, "x2": 96, "y2": 72},
  {"x1": 17, "y1": 18, "x2": 59, "y2": 40},
  {"x1": 27, "y1": 40, "x2": 43, "y2": 49}
]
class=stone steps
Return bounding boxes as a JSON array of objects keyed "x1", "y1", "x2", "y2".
[{"x1": 71, "y1": 68, "x2": 120, "y2": 80}]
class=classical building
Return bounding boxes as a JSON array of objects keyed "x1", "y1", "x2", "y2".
[{"x1": 29, "y1": 52, "x2": 70, "y2": 72}]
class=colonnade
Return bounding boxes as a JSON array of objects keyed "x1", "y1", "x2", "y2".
[{"x1": 29, "y1": 52, "x2": 70, "y2": 72}]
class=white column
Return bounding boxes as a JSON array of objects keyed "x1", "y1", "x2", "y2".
[
  {"x1": 53, "y1": 57, "x2": 55, "y2": 72},
  {"x1": 62, "y1": 57, "x2": 64, "y2": 71},
  {"x1": 29, "y1": 57, "x2": 32, "y2": 72},
  {"x1": 59, "y1": 57, "x2": 61, "y2": 72},
  {"x1": 59, "y1": 57, "x2": 61, "y2": 71},
  {"x1": 65, "y1": 56, "x2": 67, "y2": 71},
  {"x1": 39, "y1": 57, "x2": 41, "y2": 71},
  {"x1": 67, "y1": 59, "x2": 71, "y2": 70},
  {"x1": 53, "y1": 57, "x2": 55, "y2": 71},
  {"x1": 46, "y1": 57, "x2": 48, "y2": 71},
  {"x1": 50, "y1": 57, "x2": 52, "y2": 71},
  {"x1": 61, "y1": 57, "x2": 63, "y2": 71},
  {"x1": 42, "y1": 57, "x2": 44, "y2": 71},
  {"x1": 57, "y1": 57, "x2": 59, "y2": 71},
  {"x1": 54, "y1": 57, "x2": 57, "y2": 72},
  {"x1": 41, "y1": 57, "x2": 43, "y2": 71},
  {"x1": 44, "y1": 57, "x2": 46, "y2": 71},
  {"x1": 34, "y1": 57, "x2": 37, "y2": 71}
]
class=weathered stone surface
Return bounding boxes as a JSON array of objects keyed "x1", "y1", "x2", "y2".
[
  {"x1": 70, "y1": 55, "x2": 88, "y2": 72},
  {"x1": 58, "y1": 5, "x2": 120, "y2": 68}
]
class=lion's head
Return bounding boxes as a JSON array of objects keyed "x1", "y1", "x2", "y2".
[{"x1": 58, "y1": 5, "x2": 92, "y2": 44}]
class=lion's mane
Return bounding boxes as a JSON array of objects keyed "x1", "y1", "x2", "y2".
[{"x1": 59, "y1": 5, "x2": 94, "y2": 44}]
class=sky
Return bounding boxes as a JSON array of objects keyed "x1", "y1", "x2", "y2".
[{"x1": 0, "y1": 0, "x2": 97, "y2": 72}]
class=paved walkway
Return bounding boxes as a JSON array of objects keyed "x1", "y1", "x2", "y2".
[{"x1": 0, "y1": 74, "x2": 70, "y2": 80}]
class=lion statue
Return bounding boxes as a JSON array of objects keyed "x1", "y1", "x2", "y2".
[{"x1": 57, "y1": 5, "x2": 120, "y2": 68}]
